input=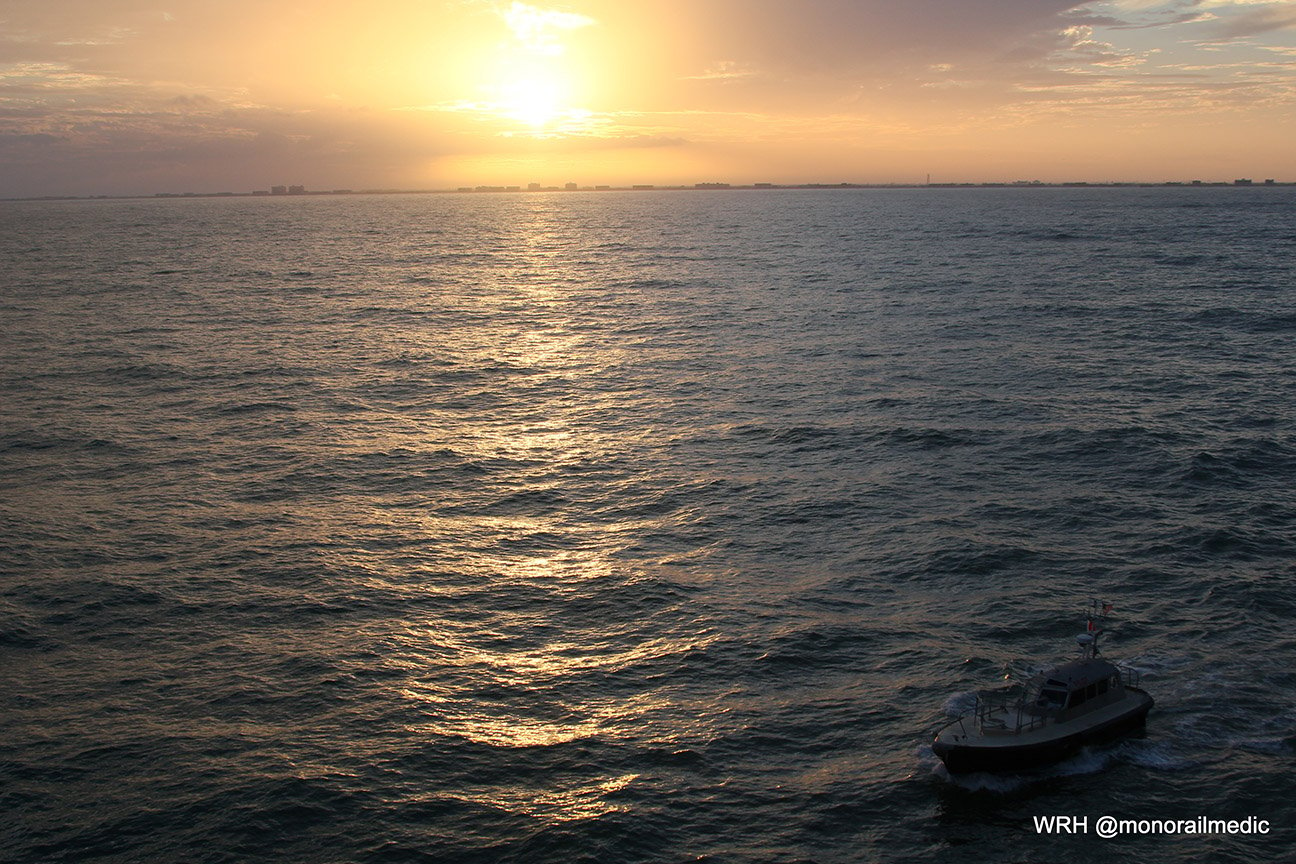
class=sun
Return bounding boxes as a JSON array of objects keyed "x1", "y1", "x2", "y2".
[
  {"x1": 485, "y1": 2, "x2": 593, "y2": 132},
  {"x1": 497, "y1": 69, "x2": 569, "y2": 129}
]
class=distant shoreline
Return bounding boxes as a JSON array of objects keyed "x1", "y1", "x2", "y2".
[{"x1": 4, "y1": 179, "x2": 1292, "y2": 202}]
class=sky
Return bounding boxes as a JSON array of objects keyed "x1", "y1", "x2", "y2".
[{"x1": 1, "y1": 0, "x2": 1295, "y2": 195}]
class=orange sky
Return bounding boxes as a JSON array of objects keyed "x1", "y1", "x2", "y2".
[{"x1": 2, "y1": 1, "x2": 1295, "y2": 195}]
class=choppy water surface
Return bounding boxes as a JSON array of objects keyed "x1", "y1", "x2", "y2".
[{"x1": 2, "y1": 188, "x2": 1294, "y2": 863}]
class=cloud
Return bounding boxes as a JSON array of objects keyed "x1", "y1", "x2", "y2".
[
  {"x1": 1064, "y1": 8, "x2": 1217, "y2": 30},
  {"x1": 683, "y1": 61, "x2": 762, "y2": 82},
  {"x1": 1054, "y1": 25, "x2": 1150, "y2": 68},
  {"x1": 502, "y1": 1, "x2": 594, "y2": 55},
  {"x1": 501, "y1": 130, "x2": 690, "y2": 150},
  {"x1": 677, "y1": 0, "x2": 1083, "y2": 71},
  {"x1": 0, "y1": 89, "x2": 459, "y2": 196},
  {"x1": 1203, "y1": 3, "x2": 1296, "y2": 39}
]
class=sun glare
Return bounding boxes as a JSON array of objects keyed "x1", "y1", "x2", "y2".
[
  {"x1": 484, "y1": 2, "x2": 594, "y2": 132},
  {"x1": 500, "y1": 74, "x2": 566, "y2": 128}
]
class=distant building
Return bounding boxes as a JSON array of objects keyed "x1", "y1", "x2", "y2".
[
  {"x1": 288, "y1": 185, "x2": 306, "y2": 194},
  {"x1": 632, "y1": 184, "x2": 654, "y2": 190},
  {"x1": 695, "y1": 182, "x2": 730, "y2": 189},
  {"x1": 565, "y1": 182, "x2": 578, "y2": 191},
  {"x1": 528, "y1": 182, "x2": 542, "y2": 191},
  {"x1": 271, "y1": 185, "x2": 287, "y2": 195},
  {"x1": 1264, "y1": 179, "x2": 1276, "y2": 185},
  {"x1": 595, "y1": 185, "x2": 611, "y2": 190},
  {"x1": 1234, "y1": 178, "x2": 1252, "y2": 185}
]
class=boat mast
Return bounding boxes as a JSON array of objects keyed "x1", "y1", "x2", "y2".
[{"x1": 1079, "y1": 599, "x2": 1108, "y2": 659}]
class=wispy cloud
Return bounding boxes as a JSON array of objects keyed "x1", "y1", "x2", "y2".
[
  {"x1": 684, "y1": 61, "x2": 763, "y2": 82},
  {"x1": 1203, "y1": 3, "x2": 1296, "y2": 39},
  {"x1": 501, "y1": 1, "x2": 593, "y2": 56}
]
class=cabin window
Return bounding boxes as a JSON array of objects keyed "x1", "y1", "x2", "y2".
[
  {"x1": 1037, "y1": 688, "x2": 1066, "y2": 709},
  {"x1": 1068, "y1": 689, "x2": 1087, "y2": 709},
  {"x1": 1097, "y1": 679, "x2": 1108, "y2": 695},
  {"x1": 1085, "y1": 684, "x2": 1097, "y2": 700}
]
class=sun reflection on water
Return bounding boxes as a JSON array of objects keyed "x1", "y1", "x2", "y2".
[
  {"x1": 352, "y1": 192, "x2": 711, "y2": 823},
  {"x1": 447, "y1": 773, "x2": 640, "y2": 822}
]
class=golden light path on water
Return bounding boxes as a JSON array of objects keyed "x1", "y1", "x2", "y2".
[
  {"x1": 285, "y1": 190, "x2": 953, "y2": 826},
  {"x1": 358, "y1": 193, "x2": 721, "y2": 822}
]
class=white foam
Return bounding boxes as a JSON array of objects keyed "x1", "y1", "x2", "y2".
[
  {"x1": 1114, "y1": 739, "x2": 1197, "y2": 771},
  {"x1": 944, "y1": 768, "x2": 1032, "y2": 793},
  {"x1": 941, "y1": 691, "x2": 977, "y2": 717},
  {"x1": 1045, "y1": 746, "x2": 1113, "y2": 777},
  {"x1": 925, "y1": 743, "x2": 1141, "y2": 792}
]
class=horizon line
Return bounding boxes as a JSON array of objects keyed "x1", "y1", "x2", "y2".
[{"x1": 4, "y1": 178, "x2": 1293, "y2": 203}]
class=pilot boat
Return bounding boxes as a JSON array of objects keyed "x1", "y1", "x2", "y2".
[{"x1": 932, "y1": 602, "x2": 1153, "y2": 774}]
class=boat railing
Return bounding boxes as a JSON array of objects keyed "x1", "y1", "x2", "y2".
[
  {"x1": 973, "y1": 688, "x2": 1052, "y2": 734},
  {"x1": 1118, "y1": 665, "x2": 1141, "y2": 688},
  {"x1": 973, "y1": 689, "x2": 1014, "y2": 721},
  {"x1": 1017, "y1": 704, "x2": 1053, "y2": 732}
]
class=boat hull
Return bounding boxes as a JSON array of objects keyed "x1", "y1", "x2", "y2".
[{"x1": 933, "y1": 687, "x2": 1153, "y2": 774}]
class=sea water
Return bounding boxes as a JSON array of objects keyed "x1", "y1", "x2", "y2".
[{"x1": 2, "y1": 187, "x2": 1294, "y2": 862}]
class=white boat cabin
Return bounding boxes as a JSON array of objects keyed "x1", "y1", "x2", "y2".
[{"x1": 1027, "y1": 658, "x2": 1131, "y2": 722}]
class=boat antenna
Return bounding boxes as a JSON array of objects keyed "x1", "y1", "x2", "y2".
[{"x1": 1078, "y1": 599, "x2": 1111, "y2": 659}]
